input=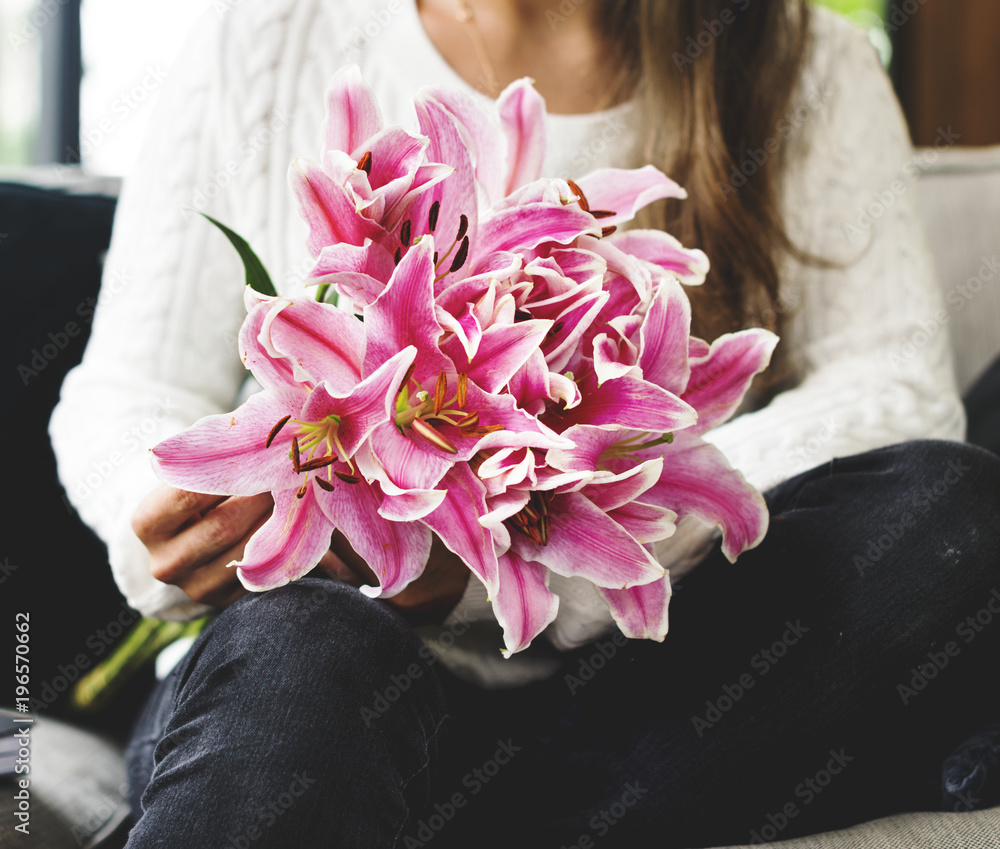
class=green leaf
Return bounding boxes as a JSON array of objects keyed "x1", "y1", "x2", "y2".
[{"x1": 196, "y1": 211, "x2": 277, "y2": 297}]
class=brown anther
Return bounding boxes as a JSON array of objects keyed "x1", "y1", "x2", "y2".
[
  {"x1": 433, "y1": 251, "x2": 439, "y2": 265},
  {"x1": 357, "y1": 151, "x2": 373, "y2": 176},
  {"x1": 456, "y1": 214, "x2": 469, "y2": 241},
  {"x1": 291, "y1": 437, "x2": 302, "y2": 473},
  {"x1": 434, "y1": 371, "x2": 448, "y2": 416},
  {"x1": 394, "y1": 247, "x2": 402, "y2": 266},
  {"x1": 265, "y1": 415, "x2": 292, "y2": 448},
  {"x1": 296, "y1": 482, "x2": 309, "y2": 499},
  {"x1": 449, "y1": 235, "x2": 470, "y2": 273},
  {"x1": 334, "y1": 472, "x2": 362, "y2": 485},
  {"x1": 397, "y1": 362, "x2": 416, "y2": 395},
  {"x1": 411, "y1": 417, "x2": 458, "y2": 455},
  {"x1": 567, "y1": 179, "x2": 590, "y2": 212},
  {"x1": 428, "y1": 200, "x2": 441, "y2": 232},
  {"x1": 298, "y1": 455, "x2": 337, "y2": 473},
  {"x1": 400, "y1": 219, "x2": 412, "y2": 247},
  {"x1": 456, "y1": 412, "x2": 479, "y2": 429},
  {"x1": 545, "y1": 321, "x2": 565, "y2": 340},
  {"x1": 457, "y1": 373, "x2": 468, "y2": 408},
  {"x1": 591, "y1": 210, "x2": 615, "y2": 219},
  {"x1": 601, "y1": 226, "x2": 618, "y2": 238},
  {"x1": 459, "y1": 425, "x2": 503, "y2": 437},
  {"x1": 315, "y1": 477, "x2": 336, "y2": 492}
]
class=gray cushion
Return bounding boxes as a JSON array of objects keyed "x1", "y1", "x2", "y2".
[
  {"x1": 0, "y1": 717, "x2": 129, "y2": 849},
  {"x1": 915, "y1": 145, "x2": 1000, "y2": 393},
  {"x1": 711, "y1": 806, "x2": 1000, "y2": 848}
]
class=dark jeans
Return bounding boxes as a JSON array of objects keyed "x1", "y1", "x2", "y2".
[{"x1": 124, "y1": 440, "x2": 1000, "y2": 849}]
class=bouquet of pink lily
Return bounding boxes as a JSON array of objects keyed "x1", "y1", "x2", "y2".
[{"x1": 151, "y1": 67, "x2": 777, "y2": 657}]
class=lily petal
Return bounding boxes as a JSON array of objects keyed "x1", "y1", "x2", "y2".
[
  {"x1": 684, "y1": 329, "x2": 779, "y2": 435},
  {"x1": 608, "y1": 229, "x2": 710, "y2": 286},
  {"x1": 556, "y1": 372, "x2": 696, "y2": 433},
  {"x1": 265, "y1": 298, "x2": 366, "y2": 392},
  {"x1": 421, "y1": 464, "x2": 500, "y2": 596},
  {"x1": 511, "y1": 491, "x2": 664, "y2": 589},
  {"x1": 323, "y1": 65, "x2": 384, "y2": 158},
  {"x1": 316, "y1": 478, "x2": 433, "y2": 598},
  {"x1": 598, "y1": 575, "x2": 671, "y2": 641},
  {"x1": 498, "y1": 78, "x2": 547, "y2": 195},
  {"x1": 151, "y1": 386, "x2": 307, "y2": 496},
  {"x1": 638, "y1": 277, "x2": 692, "y2": 396},
  {"x1": 640, "y1": 432, "x2": 769, "y2": 562},
  {"x1": 575, "y1": 166, "x2": 687, "y2": 226},
  {"x1": 493, "y1": 550, "x2": 559, "y2": 656},
  {"x1": 237, "y1": 486, "x2": 335, "y2": 591}
]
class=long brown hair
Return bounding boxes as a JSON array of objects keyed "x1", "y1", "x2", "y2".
[{"x1": 602, "y1": 0, "x2": 815, "y2": 394}]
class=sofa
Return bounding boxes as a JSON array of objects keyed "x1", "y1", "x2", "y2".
[{"x1": 1, "y1": 143, "x2": 998, "y2": 848}]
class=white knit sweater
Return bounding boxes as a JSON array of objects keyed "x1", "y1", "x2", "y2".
[{"x1": 50, "y1": 0, "x2": 964, "y2": 688}]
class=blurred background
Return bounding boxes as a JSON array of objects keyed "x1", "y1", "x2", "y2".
[{"x1": 1, "y1": 0, "x2": 999, "y2": 179}]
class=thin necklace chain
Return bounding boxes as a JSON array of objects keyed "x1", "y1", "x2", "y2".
[{"x1": 454, "y1": 0, "x2": 502, "y2": 97}]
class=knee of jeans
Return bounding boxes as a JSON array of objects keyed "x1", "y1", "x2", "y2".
[{"x1": 189, "y1": 579, "x2": 437, "y2": 700}]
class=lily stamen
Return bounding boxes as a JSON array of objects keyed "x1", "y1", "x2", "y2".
[
  {"x1": 411, "y1": 417, "x2": 459, "y2": 454},
  {"x1": 567, "y1": 179, "x2": 590, "y2": 212},
  {"x1": 434, "y1": 371, "x2": 448, "y2": 416},
  {"x1": 357, "y1": 151, "x2": 373, "y2": 176},
  {"x1": 266, "y1": 415, "x2": 292, "y2": 448}
]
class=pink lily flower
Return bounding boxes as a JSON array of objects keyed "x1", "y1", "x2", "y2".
[
  {"x1": 289, "y1": 65, "x2": 452, "y2": 258},
  {"x1": 152, "y1": 296, "x2": 435, "y2": 595},
  {"x1": 476, "y1": 458, "x2": 674, "y2": 654}
]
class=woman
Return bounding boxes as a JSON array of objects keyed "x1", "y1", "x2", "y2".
[{"x1": 51, "y1": 0, "x2": 1000, "y2": 846}]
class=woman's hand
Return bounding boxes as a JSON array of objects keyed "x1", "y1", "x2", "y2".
[
  {"x1": 131, "y1": 485, "x2": 274, "y2": 609},
  {"x1": 320, "y1": 534, "x2": 470, "y2": 626}
]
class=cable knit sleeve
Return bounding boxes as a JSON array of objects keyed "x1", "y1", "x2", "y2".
[
  {"x1": 50, "y1": 9, "x2": 252, "y2": 620},
  {"x1": 704, "y1": 11, "x2": 965, "y2": 493}
]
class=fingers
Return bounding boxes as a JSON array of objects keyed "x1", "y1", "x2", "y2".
[
  {"x1": 132, "y1": 485, "x2": 227, "y2": 543},
  {"x1": 147, "y1": 493, "x2": 273, "y2": 584}
]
